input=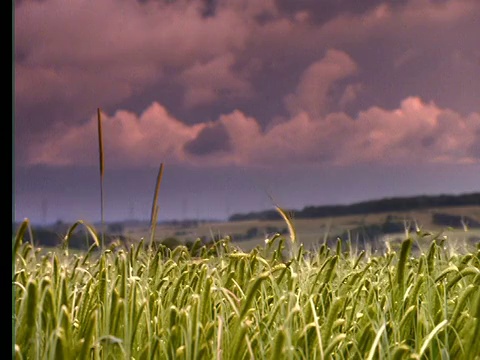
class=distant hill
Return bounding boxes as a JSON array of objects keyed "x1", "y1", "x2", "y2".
[{"x1": 228, "y1": 192, "x2": 480, "y2": 222}]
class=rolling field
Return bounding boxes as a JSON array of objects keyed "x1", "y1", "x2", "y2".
[
  {"x1": 125, "y1": 205, "x2": 480, "y2": 252},
  {"x1": 13, "y1": 217, "x2": 480, "y2": 359}
]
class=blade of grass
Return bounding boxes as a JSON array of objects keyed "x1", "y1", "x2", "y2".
[
  {"x1": 97, "y1": 108, "x2": 105, "y2": 249},
  {"x1": 149, "y1": 163, "x2": 164, "y2": 248},
  {"x1": 266, "y1": 191, "x2": 297, "y2": 246},
  {"x1": 13, "y1": 219, "x2": 32, "y2": 260},
  {"x1": 418, "y1": 320, "x2": 448, "y2": 358},
  {"x1": 275, "y1": 205, "x2": 296, "y2": 245},
  {"x1": 366, "y1": 323, "x2": 386, "y2": 360},
  {"x1": 62, "y1": 220, "x2": 100, "y2": 250},
  {"x1": 308, "y1": 297, "x2": 324, "y2": 360}
]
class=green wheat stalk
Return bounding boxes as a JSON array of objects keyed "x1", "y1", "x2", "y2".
[
  {"x1": 149, "y1": 162, "x2": 164, "y2": 248},
  {"x1": 97, "y1": 108, "x2": 105, "y2": 249}
]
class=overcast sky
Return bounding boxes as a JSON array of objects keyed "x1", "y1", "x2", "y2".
[{"x1": 14, "y1": 0, "x2": 480, "y2": 225}]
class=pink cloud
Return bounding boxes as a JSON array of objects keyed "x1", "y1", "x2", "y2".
[
  {"x1": 319, "y1": 0, "x2": 478, "y2": 44},
  {"x1": 15, "y1": 0, "x2": 479, "y2": 115},
  {"x1": 333, "y1": 97, "x2": 480, "y2": 165},
  {"x1": 246, "y1": 0, "x2": 479, "y2": 68},
  {"x1": 25, "y1": 97, "x2": 480, "y2": 168},
  {"x1": 202, "y1": 97, "x2": 479, "y2": 166},
  {"x1": 284, "y1": 49, "x2": 358, "y2": 117},
  {"x1": 15, "y1": 64, "x2": 66, "y2": 105},
  {"x1": 180, "y1": 53, "x2": 252, "y2": 107},
  {"x1": 15, "y1": 0, "x2": 251, "y2": 111},
  {"x1": 401, "y1": 0, "x2": 478, "y2": 24},
  {"x1": 26, "y1": 102, "x2": 203, "y2": 167},
  {"x1": 15, "y1": 62, "x2": 153, "y2": 111},
  {"x1": 16, "y1": 0, "x2": 480, "y2": 170},
  {"x1": 339, "y1": 83, "x2": 363, "y2": 109},
  {"x1": 16, "y1": 0, "x2": 250, "y2": 67},
  {"x1": 183, "y1": 110, "x2": 264, "y2": 166}
]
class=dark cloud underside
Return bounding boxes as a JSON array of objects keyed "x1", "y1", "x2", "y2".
[
  {"x1": 184, "y1": 122, "x2": 232, "y2": 156},
  {"x1": 275, "y1": 0, "x2": 407, "y2": 24}
]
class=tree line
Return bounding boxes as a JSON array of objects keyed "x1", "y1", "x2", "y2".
[{"x1": 228, "y1": 192, "x2": 480, "y2": 221}]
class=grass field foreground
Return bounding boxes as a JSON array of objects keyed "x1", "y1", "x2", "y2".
[{"x1": 13, "y1": 219, "x2": 480, "y2": 360}]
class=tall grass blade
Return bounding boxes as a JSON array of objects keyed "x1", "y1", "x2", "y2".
[
  {"x1": 397, "y1": 238, "x2": 412, "y2": 290},
  {"x1": 97, "y1": 108, "x2": 105, "y2": 249},
  {"x1": 150, "y1": 162, "x2": 164, "y2": 248},
  {"x1": 309, "y1": 297, "x2": 324, "y2": 360},
  {"x1": 418, "y1": 319, "x2": 448, "y2": 358},
  {"x1": 13, "y1": 219, "x2": 32, "y2": 259},
  {"x1": 270, "y1": 328, "x2": 286, "y2": 360},
  {"x1": 366, "y1": 323, "x2": 386, "y2": 360},
  {"x1": 216, "y1": 316, "x2": 223, "y2": 360},
  {"x1": 240, "y1": 272, "x2": 269, "y2": 319},
  {"x1": 275, "y1": 205, "x2": 296, "y2": 244},
  {"x1": 324, "y1": 334, "x2": 346, "y2": 356},
  {"x1": 63, "y1": 220, "x2": 100, "y2": 250}
]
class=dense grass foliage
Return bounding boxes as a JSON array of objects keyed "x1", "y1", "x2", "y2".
[{"x1": 13, "y1": 221, "x2": 480, "y2": 359}]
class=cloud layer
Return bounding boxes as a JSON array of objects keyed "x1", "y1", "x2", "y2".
[
  {"x1": 16, "y1": 0, "x2": 480, "y2": 169},
  {"x1": 25, "y1": 94, "x2": 480, "y2": 168}
]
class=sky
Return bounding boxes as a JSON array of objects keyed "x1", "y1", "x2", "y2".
[{"x1": 14, "y1": 0, "x2": 480, "y2": 225}]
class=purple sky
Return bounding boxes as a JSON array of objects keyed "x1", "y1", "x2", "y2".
[{"x1": 14, "y1": 0, "x2": 480, "y2": 224}]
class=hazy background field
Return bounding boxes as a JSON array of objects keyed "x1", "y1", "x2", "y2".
[{"x1": 124, "y1": 205, "x2": 480, "y2": 250}]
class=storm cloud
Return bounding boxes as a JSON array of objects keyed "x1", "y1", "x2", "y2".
[
  {"x1": 184, "y1": 123, "x2": 233, "y2": 156},
  {"x1": 14, "y1": 0, "x2": 480, "y2": 223},
  {"x1": 15, "y1": 0, "x2": 480, "y2": 148},
  {"x1": 24, "y1": 95, "x2": 480, "y2": 168}
]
